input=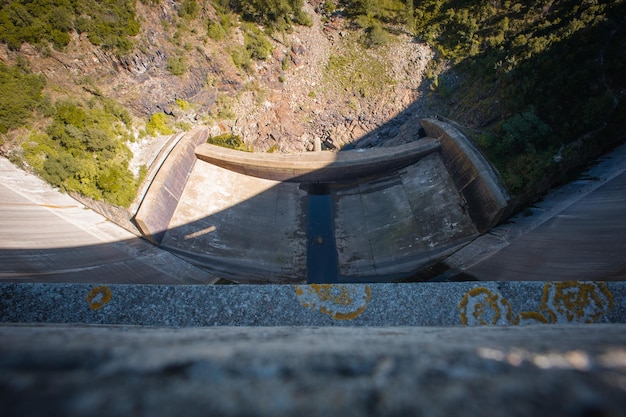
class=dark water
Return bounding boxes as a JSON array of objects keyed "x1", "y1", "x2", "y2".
[{"x1": 306, "y1": 185, "x2": 339, "y2": 283}]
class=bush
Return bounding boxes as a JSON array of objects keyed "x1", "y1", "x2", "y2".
[
  {"x1": 230, "y1": 0, "x2": 311, "y2": 31},
  {"x1": 242, "y1": 22, "x2": 273, "y2": 60},
  {"x1": 178, "y1": 0, "x2": 199, "y2": 19},
  {"x1": 146, "y1": 112, "x2": 174, "y2": 136},
  {"x1": 361, "y1": 23, "x2": 390, "y2": 48},
  {"x1": 0, "y1": 63, "x2": 45, "y2": 133},
  {"x1": 166, "y1": 56, "x2": 187, "y2": 75},
  {"x1": 228, "y1": 45, "x2": 252, "y2": 72},
  {"x1": 22, "y1": 98, "x2": 139, "y2": 207},
  {"x1": 207, "y1": 133, "x2": 250, "y2": 152},
  {"x1": 207, "y1": 19, "x2": 226, "y2": 40},
  {"x1": 0, "y1": 0, "x2": 140, "y2": 53}
]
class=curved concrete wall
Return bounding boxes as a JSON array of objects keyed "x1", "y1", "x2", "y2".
[
  {"x1": 195, "y1": 138, "x2": 440, "y2": 182},
  {"x1": 135, "y1": 120, "x2": 510, "y2": 283},
  {"x1": 133, "y1": 128, "x2": 209, "y2": 244},
  {"x1": 162, "y1": 137, "x2": 478, "y2": 283},
  {"x1": 421, "y1": 118, "x2": 510, "y2": 232}
]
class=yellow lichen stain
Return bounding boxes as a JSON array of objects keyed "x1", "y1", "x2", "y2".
[
  {"x1": 459, "y1": 287, "x2": 515, "y2": 326},
  {"x1": 540, "y1": 282, "x2": 614, "y2": 323},
  {"x1": 518, "y1": 311, "x2": 549, "y2": 324},
  {"x1": 295, "y1": 284, "x2": 371, "y2": 320},
  {"x1": 459, "y1": 282, "x2": 614, "y2": 326},
  {"x1": 86, "y1": 285, "x2": 112, "y2": 310}
]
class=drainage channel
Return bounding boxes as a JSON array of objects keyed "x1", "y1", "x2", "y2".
[{"x1": 305, "y1": 184, "x2": 339, "y2": 283}]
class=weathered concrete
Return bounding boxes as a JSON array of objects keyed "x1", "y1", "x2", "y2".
[
  {"x1": 2, "y1": 324, "x2": 626, "y2": 417},
  {"x1": 125, "y1": 119, "x2": 513, "y2": 282},
  {"x1": 1, "y1": 281, "x2": 623, "y2": 326},
  {"x1": 334, "y1": 153, "x2": 477, "y2": 279},
  {"x1": 133, "y1": 127, "x2": 209, "y2": 244},
  {"x1": 162, "y1": 161, "x2": 308, "y2": 283},
  {"x1": 165, "y1": 146, "x2": 477, "y2": 283},
  {"x1": 0, "y1": 158, "x2": 215, "y2": 284},
  {"x1": 194, "y1": 137, "x2": 440, "y2": 182},
  {"x1": 441, "y1": 139, "x2": 626, "y2": 282},
  {"x1": 422, "y1": 118, "x2": 510, "y2": 232}
]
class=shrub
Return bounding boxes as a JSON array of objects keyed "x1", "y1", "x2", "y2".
[
  {"x1": 146, "y1": 112, "x2": 174, "y2": 136},
  {"x1": 207, "y1": 133, "x2": 250, "y2": 151},
  {"x1": 166, "y1": 56, "x2": 187, "y2": 75},
  {"x1": 0, "y1": 63, "x2": 45, "y2": 133},
  {"x1": 0, "y1": 0, "x2": 140, "y2": 53},
  {"x1": 22, "y1": 98, "x2": 139, "y2": 207},
  {"x1": 178, "y1": 0, "x2": 199, "y2": 19},
  {"x1": 207, "y1": 19, "x2": 226, "y2": 40},
  {"x1": 361, "y1": 23, "x2": 390, "y2": 48},
  {"x1": 242, "y1": 22, "x2": 273, "y2": 60}
]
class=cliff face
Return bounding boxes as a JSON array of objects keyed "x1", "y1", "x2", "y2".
[{"x1": 1, "y1": 1, "x2": 436, "y2": 154}]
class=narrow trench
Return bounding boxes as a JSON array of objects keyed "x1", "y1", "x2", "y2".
[{"x1": 305, "y1": 183, "x2": 339, "y2": 283}]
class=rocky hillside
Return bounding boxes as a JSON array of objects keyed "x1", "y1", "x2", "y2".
[
  {"x1": 3, "y1": 1, "x2": 434, "y2": 152},
  {"x1": 1, "y1": 0, "x2": 624, "y2": 210}
]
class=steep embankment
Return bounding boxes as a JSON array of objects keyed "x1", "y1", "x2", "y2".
[{"x1": 1, "y1": 0, "x2": 624, "y2": 213}]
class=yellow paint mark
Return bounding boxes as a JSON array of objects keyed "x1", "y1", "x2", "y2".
[
  {"x1": 86, "y1": 286, "x2": 112, "y2": 310},
  {"x1": 295, "y1": 284, "x2": 371, "y2": 320}
]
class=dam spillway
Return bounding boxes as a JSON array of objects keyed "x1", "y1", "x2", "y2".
[{"x1": 133, "y1": 119, "x2": 509, "y2": 283}]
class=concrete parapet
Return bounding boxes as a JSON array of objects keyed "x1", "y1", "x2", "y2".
[
  {"x1": 2, "y1": 323, "x2": 626, "y2": 417},
  {"x1": 194, "y1": 138, "x2": 440, "y2": 182},
  {"x1": 1, "y1": 281, "x2": 623, "y2": 326},
  {"x1": 422, "y1": 118, "x2": 510, "y2": 232},
  {"x1": 133, "y1": 128, "x2": 209, "y2": 244}
]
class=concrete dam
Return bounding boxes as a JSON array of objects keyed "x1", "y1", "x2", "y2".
[{"x1": 133, "y1": 118, "x2": 509, "y2": 283}]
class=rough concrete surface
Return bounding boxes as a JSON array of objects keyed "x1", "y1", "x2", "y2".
[
  {"x1": 421, "y1": 118, "x2": 510, "y2": 232},
  {"x1": 1, "y1": 324, "x2": 626, "y2": 417},
  {"x1": 1, "y1": 281, "x2": 623, "y2": 326},
  {"x1": 0, "y1": 158, "x2": 215, "y2": 284},
  {"x1": 132, "y1": 128, "x2": 209, "y2": 244},
  {"x1": 162, "y1": 160, "x2": 308, "y2": 283},
  {"x1": 194, "y1": 137, "x2": 440, "y2": 182},
  {"x1": 444, "y1": 139, "x2": 626, "y2": 282}
]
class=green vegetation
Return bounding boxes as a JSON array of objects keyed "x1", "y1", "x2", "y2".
[
  {"x1": 0, "y1": 63, "x2": 46, "y2": 133},
  {"x1": 324, "y1": 42, "x2": 396, "y2": 98},
  {"x1": 230, "y1": 0, "x2": 312, "y2": 30},
  {"x1": 145, "y1": 112, "x2": 174, "y2": 136},
  {"x1": 207, "y1": 133, "x2": 250, "y2": 152},
  {"x1": 22, "y1": 99, "x2": 139, "y2": 207},
  {"x1": 407, "y1": 0, "x2": 626, "y2": 196},
  {"x1": 178, "y1": 0, "x2": 199, "y2": 20},
  {"x1": 0, "y1": 0, "x2": 140, "y2": 53},
  {"x1": 166, "y1": 55, "x2": 187, "y2": 75},
  {"x1": 241, "y1": 22, "x2": 273, "y2": 60}
]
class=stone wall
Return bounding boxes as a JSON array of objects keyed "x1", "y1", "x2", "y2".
[{"x1": 421, "y1": 118, "x2": 510, "y2": 232}]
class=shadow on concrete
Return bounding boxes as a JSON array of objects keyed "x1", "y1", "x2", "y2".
[
  {"x1": 129, "y1": 115, "x2": 512, "y2": 284},
  {"x1": 3, "y1": 45, "x2": 626, "y2": 284}
]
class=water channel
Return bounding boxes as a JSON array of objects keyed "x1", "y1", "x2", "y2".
[{"x1": 305, "y1": 184, "x2": 339, "y2": 283}]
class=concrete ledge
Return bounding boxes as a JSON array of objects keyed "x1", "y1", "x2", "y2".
[
  {"x1": 194, "y1": 138, "x2": 440, "y2": 182},
  {"x1": 1, "y1": 281, "x2": 623, "y2": 326},
  {"x1": 2, "y1": 324, "x2": 626, "y2": 417},
  {"x1": 133, "y1": 128, "x2": 209, "y2": 244},
  {"x1": 422, "y1": 118, "x2": 510, "y2": 232}
]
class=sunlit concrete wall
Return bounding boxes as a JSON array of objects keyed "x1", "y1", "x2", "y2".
[{"x1": 133, "y1": 128, "x2": 209, "y2": 244}]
